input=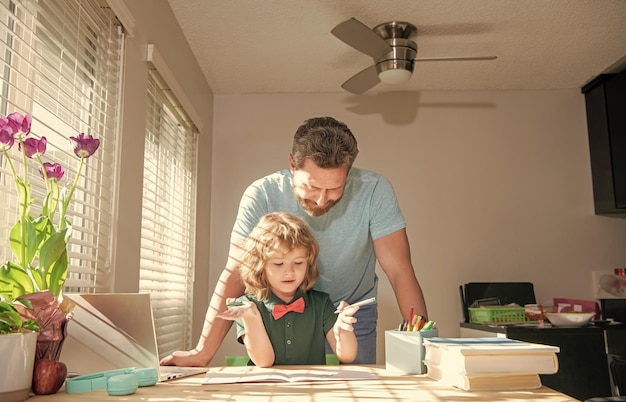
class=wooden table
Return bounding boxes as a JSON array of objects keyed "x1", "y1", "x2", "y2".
[{"x1": 28, "y1": 365, "x2": 577, "y2": 401}]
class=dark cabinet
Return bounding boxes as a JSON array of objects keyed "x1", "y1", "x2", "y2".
[
  {"x1": 460, "y1": 322, "x2": 626, "y2": 401},
  {"x1": 582, "y1": 71, "x2": 626, "y2": 217},
  {"x1": 506, "y1": 325, "x2": 626, "y2": 401}
]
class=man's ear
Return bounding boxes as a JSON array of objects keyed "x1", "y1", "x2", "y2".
[{"x1": 288, "y1": 154, "x2": 296, "y2": 171}]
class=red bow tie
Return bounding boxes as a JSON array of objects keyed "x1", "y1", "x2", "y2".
[{"x1": 272, "y1": 297, "x2": 305, "y2": 320}]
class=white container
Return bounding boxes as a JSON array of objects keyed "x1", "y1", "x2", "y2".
[
  {"x1": 385, "y1": 328, "x2": 439, "y2": 374},
  {"x1": 0, "y1": 331, "x2": 37, "y2": 402},
  {"x1": 545, "y1": 312, "x2": 595, "y2": 327}
]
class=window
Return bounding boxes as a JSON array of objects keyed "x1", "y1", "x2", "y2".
[
  {"x1": 0, "y1": 0, "x2": 122, "y2": 292},
  {"x1": 140, "y1": 69, "x2": 198, "y2": 357}
]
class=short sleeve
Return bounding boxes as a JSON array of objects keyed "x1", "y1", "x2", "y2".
[
  {"x1": 368, "y1": 175, "x2": 406, "y2": 240},
  {"x1": 231, "y1": 182, "x2": 269, "y2": 240}
]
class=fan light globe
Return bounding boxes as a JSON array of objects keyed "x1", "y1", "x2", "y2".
[{"x1": 378, "y1": 69, "x2": 412, "y2": 85}]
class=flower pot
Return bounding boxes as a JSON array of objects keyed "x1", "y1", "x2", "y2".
[{"x1": 0, "y1": 331, "x2": 37, "y2": 402}]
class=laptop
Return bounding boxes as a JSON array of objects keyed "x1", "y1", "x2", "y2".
[{"x1": 59, "y1": 293, "x2": 208, "y2": 381}]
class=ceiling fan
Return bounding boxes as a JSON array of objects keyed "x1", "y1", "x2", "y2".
[{"x1": 331, "y1": 18, "x2": 497, "y2": 94}]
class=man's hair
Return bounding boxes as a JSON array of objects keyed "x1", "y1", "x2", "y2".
[
  {"x1": 291, "y1": 116, "x2": 359, "y2": 169},
  {"x1": 240, "y1": 212, "x2": 320, "y2": 300}
]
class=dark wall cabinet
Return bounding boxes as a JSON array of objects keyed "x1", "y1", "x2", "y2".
[{"x1": 582, "y1": 71, "x2": 626, "y2": 217}]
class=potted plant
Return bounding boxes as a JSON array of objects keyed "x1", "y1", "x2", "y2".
[
  {"x1": 0, "y1": 297, "x2": 40, "y2": 402},
  {"x1": 0, "y1": 111, "x2": 100, "y2": 395}
]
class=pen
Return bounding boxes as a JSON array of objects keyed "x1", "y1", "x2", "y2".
[
  {"x1": 334, "y1": 297, "x2": 376, "y2": 314},
  {"x1": 226, "y1": 301, "x2": 244, "y2": 307}
]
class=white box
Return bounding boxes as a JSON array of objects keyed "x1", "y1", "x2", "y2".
[{"x1": 384, "y1": 329, "x2": 439, "y2": 374}]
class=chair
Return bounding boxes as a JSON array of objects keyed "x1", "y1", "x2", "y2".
[
  {"x1": 225, "y1": 355, "x2": 250, "y2": 366},
  {"x1": 325, "y1": 353, "x2": 340, "y2": 365},
  {"x1": 225, "y1": 354, "x2": 340, "y2": 366}
]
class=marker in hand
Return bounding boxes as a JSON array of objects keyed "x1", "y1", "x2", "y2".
[{"x1": 334, "y1": 297, "x2": 376, "y2": 314}]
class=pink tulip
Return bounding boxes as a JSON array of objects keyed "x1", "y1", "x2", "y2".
[
  {"x1": 69, "y1": 133, "x2": 100, "y2": 158},
  {"x1": 7, "y1": 112, "x2": 32, "y2": 134},
  {"x1": 40, "y1": 162, "x2": 64, "y2": 181},
  {"x1": 21, "y1": 136, "x2": 47, "y2": 158},
  {"x1": 0, "y1": 132, "x2": 15, "y2": 148}
]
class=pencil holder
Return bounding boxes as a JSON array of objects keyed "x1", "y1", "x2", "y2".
[{"x1": 384, "y1": 328, "x2": 439, "y2": 374}]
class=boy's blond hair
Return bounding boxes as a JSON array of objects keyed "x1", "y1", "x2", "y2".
[{"x1": 240, "y1": 212, "x2": 320, "y2": 300}]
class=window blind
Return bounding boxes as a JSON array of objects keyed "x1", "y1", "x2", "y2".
[
  {"x1": 141, "y1": 69, "x2": 198, "y2": 357},
  {"x1": 0, "y1": 0, "x2": 122, "y2": 292}
]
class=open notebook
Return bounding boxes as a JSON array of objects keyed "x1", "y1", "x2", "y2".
[{"x1": 59, "y1": 293, "x2": 207, "y2": 381}]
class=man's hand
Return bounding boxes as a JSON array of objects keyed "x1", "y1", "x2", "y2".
[{"x1": 159, "y1": 349, "x2": 210, "y2": 367}]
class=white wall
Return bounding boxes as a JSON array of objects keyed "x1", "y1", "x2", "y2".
[{"x1": 209, "y1": 90, "x2": 626, "y2": 364}]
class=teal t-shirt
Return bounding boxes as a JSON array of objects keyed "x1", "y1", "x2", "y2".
[
  {"x1": 231, "y1": 167, "x2": 406, "y2": 305},
  {"x1": 235, "y1": 289, "x2": 337, "y2": 365}
]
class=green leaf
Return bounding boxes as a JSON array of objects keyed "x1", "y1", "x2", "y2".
[
  {"x1": 0, "y1": 300, "x2": 40, "y2": 334},
  {"x1": 41, "y1": 191, "x2": 50, "y2": 216},
  {"x1": 0, "y1": 310, "x2": 22, "y2": 332},
  {"x1": 39, "y1": 229, "x2": 68, "y2": 272},
  {"x1": 13, "y1": 297, "x2": 34, "y2": 310},
  {"x1": 0, "y1": 309, "x2": 21, "y2": 325},
  {"x1": 48, "y1": 249, "x2": 68, "y2": 297},
  {"x1": 33, "y1": 215, "x2": 53, "y2": 243},
  {"x1": 9, "y1": 219, "x2": 38, "y2": 267},
  {"x1": 8, "y1": 223, "x2": 21, "y2": 261},
  {"x1": 0, "y1": 302, "x2": 24, "y2": 334},
  {"x1": 63, "y1": 219, "x2": 73, "y2": 242},
  {"x1": 22, "y1": 319, "x2": 40, "y2": 332},
  {"x1": 24, "y1": 218, "x2": 40, "y2": 262},
  {"x1": 0, "y1": 262, "x2": 34, "y2": 300},
  {"x1": 28, "y1": 265, "x2": 46, "y2": 291}
]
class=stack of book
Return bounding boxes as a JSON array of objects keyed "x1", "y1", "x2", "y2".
[{"x1": 423, "y1": 337, "x2": 559, "y2": 391}]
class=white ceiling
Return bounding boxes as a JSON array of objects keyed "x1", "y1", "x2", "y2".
[{"x1": 166, "y1": 0, "x2": 626, "y2": 95}]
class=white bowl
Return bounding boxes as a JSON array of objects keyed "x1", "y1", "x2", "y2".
[{"x1": 544, "y1": 312, "x2": 595, "y2": 327}]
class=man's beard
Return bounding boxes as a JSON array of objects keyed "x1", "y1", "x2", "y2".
[{"x1": 295, "y1": 194, "x2": 340, "y2": 217}]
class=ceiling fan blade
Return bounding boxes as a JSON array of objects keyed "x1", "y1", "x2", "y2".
[
  {"x1": 331, "y1": 18, "x2": 392, "y2": 58},
  {"x1": 414, "y1": 56, "x2": 498, "y2": 62},
  {"x1": 341, "y1": 65, "x2": 380, "y2": 94}
]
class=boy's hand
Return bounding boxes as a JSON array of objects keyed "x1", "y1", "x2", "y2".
[
  {"x1": 217, "y1": 298, "x2": 258, "y2": 320},
  {"x1": 334, "y1": 300, "x2": 358, "y2": 333}
]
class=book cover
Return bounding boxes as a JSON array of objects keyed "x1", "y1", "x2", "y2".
[
  {"x1": 423, "y1": 337, "x2": 559, "y2": 375},
  {"x1": 424, "y1": 337, "x2": 560, "y2": 354},
  {"x1": 426, "y1": 364, "x2": 542, "y2": 391}
]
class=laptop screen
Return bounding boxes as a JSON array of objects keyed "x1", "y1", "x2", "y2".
[{"x1": 59, "y1": 293, "x2": 160, "y2": 375}]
